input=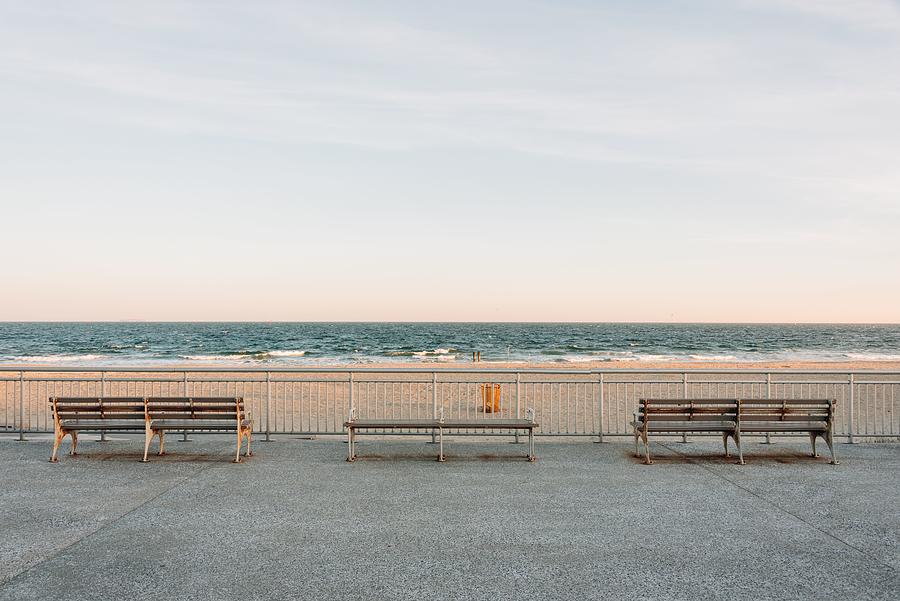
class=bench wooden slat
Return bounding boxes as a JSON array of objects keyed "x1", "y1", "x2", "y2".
[
  {"x1": 345, "y1": 414, "x2": 539, "y2": 462},
  {"x1": 346, "y1": 419, "x2": 537, "y2": 429},
  {"x1": 150, "y1": 419, "x2": 251, "y2": 430},
  {"x1": 741, "y1": 414, "x2": 829, "y2": 421},
  {"x1": 59, "y1": 420, "x2": 146, "y2": 430}
]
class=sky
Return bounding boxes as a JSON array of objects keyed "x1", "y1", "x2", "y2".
[{"x1": 1, "y1": 0, "x2": 899, "y2": 323}]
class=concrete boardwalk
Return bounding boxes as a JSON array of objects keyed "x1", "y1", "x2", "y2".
[{"x1": 0, "y1": 434, "x2": 898, "y2": 601}]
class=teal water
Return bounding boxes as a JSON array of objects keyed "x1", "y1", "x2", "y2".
[{"x1": 0, "y1": 322, "x2": 898, "y2": 365}]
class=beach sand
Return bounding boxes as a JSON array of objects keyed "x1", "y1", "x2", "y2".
[
  {"x1": 295, "y1": 359, "x2": 900, "y2": 371},
  {"x1": 4, "y1": 360, "x2": 900, "y2": 371}
]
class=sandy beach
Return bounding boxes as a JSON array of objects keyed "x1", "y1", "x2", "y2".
[
  {"x1": 307, "y1": 360, "x2": 900, "y2": 371},
  {"x1": 4, "y1": 360, "x2": 900, "y2": 372}
]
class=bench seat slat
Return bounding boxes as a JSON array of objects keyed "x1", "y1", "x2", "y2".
[
  {"x1": 59, "y1": 412, "x2": 145, "y2": 419},
  {"x1": 150, "y1": 419, "x2": 250, "y2": 430},
  {"x1": 59, "y1": 420, "x2": 146, "y2": 430},
  {"x1": 638, "y1": 412, "x2": 737, "y2": 423},
  {"x1": 633, "y1": 420, "x2": 736, "y2": 431},
  {"x1": 741, "y1": 422, "x2": 828, "y2": 431},
  {"x1": 638, "y1": 408, "x2": 737, "y2": 413},
  {"x1": 148, "y1": 413, "x2": 239, "y2": 419},
  {"x1": 741, "y1": 414, "x2": 829, "y2": 421},
  {"x1": 346, "y1": 419, "x2": 537, "y2": 429},
  {"x1": 640, "y1": 399, "x2": 741, "y2": 404}
]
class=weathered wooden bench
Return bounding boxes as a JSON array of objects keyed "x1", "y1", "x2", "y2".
[
  {"x1": 144, "y1": 397, "x2": 253, "y2": 463},
  {"x1": 633, "y1": 398, "x2": 838, "y2": 465},
  {"x1": 344, "y1": 409, "x2": 538, "y2": 462},
  {"x1": 632, "y1": 399, "x2": 741, "y2": 465},
  {"x1": 49, "y1": 397, "x2": 146, "y2": 462},
  {"x1": 739, "y1": 398, "x2": 837, "y2": 464}
]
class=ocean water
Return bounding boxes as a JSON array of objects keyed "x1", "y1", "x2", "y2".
[{"x1": 0, "y1": 322, "x2": 899, "y2": 365}]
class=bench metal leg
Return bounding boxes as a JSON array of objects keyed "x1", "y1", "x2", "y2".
[
  {"x1": 49, "y1": 429, "x2": 67, "y2": 463},
  {"x1": 634, "y1": 429, "x2": 640, "y2": 457},
  {"x1": 233, "y1": 430, "x2": 243, "y2": 463},
  {"x1": 158, "y1": 431, "x2": 166, "y2": 456},
  {"x1": 809, "y1": 432, "x2": 818, "y2": 458},
  {"x1": 245, "y1": 430, "x2": 253, "y2": 457},
  {"x1": 642, "y1": 430, "x2": 652, "y2": 465},
  {"x1": 347, "y1": 428, "x2": 355, "y2": 462},
  {"x1": 722, "y1": 433, "x2": 730, "y2": 458},
  {"x1": 141, "y1": 430, "x2": 156, "y2": 463},
  {"x1": 825, "y1": 429, "x2": 838, "y2": 465},
  {"x1": 528, "y1": 429, "x2": 535, "y2": 462},
  {"x1": 70, "y1": 431, "x2": 79, "y2": 456},
  {"x1": 734, "y1": 431, "x2": 745, "y2": 465},
  {"x1": 437, "y1": 428, "x2": 445, "y2": 462}
]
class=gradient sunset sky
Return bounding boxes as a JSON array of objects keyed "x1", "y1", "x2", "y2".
[{"x1": 1, "y1": 1, "x2": 898, "y2": 322}]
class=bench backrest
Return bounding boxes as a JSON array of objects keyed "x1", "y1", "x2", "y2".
[
  {"x1": 638, "y1": 399, "x2": 739, "y2": 422},
  {"x1": 739, "y1": 399, "x2": 834, "y2": 424},
  {"x1": 50, "y1": 397, "x2": 145, "y2": 422},
  {"x1": 638, "y1": 398, "x2": 834, "y2": 425},
  {"x1": 145, "y1": 397, "x2": 246, "y2": 422}
]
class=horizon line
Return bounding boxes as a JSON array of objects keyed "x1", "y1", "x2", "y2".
[{"x1": 1, "y1": 320, "x2": 898, "y2": 326}]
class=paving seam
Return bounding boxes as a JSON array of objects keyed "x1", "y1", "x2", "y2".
[
  {"x1": 657, "y1": 441, "x2": 897, "y2": 573},
  {"x1": 0, "y1": 443, "x2": 233, "y2": 589}
]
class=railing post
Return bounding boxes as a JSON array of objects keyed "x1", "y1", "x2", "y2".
[
  {"x1": 17, "y1": 371, "x2": 25, "y2": 442},
  {"x1": 348, "y1": 372, "x2": 354, "y2": 420},
  {"x1": 762, "y1": 373, "x2": 772, "y2": 444},
  {"x1": 680, "y1": 372, "x2": 688, "y2": 443},
  {"x1": 594, "y1": 373, "x2": 604, "y2": 443},
  {"x1": 181, "y1": 371, "x2": 191, "y2": 442},
  {"x1": 99, "y1": 371, "x2": 108, "y2": 442},
  {"x1": 431, "y1": 372, "x2": 437, "y2": 444},
  {"x1": 848, "y1": 373, "x2": 855, "y2": 444},
  {"x1": 514, "y1": 372, "x2": 521, "y2": 444},
  {"x1": 265, "y1": 371, "x2": 272, "y2": 442}
]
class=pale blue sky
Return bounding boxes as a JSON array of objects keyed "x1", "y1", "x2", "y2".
[{"x1": 1, "y1": 1, "x2": 899, "y2": 322}]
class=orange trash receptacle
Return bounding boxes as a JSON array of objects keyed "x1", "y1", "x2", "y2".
[{"x1": 480, "y1": 383, "x2": 501, "y2": 413}]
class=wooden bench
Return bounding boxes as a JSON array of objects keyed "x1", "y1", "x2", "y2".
[
  {"x1": 50, "y1": 397, "x2": 145, "y2": 462},
  {"x1": 633, "y1": 398, "x2": 838, "y2": 465},
  {"x1": 632, "y1": 399, "x2": 741, "y2": 465},
  {"x1": 144, "y1": 397, "x2": 253, "y2": 463},
  {"x1": 344, "y1": 409, "x2": 538, "y2": 462},
  {"x1": 739, "y1": 398, "x2": 837, "y2": 464}
]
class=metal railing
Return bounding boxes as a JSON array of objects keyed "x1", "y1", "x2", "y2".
[{"x1": 1, "y1": 366, "x2": 898, "y2": 442}]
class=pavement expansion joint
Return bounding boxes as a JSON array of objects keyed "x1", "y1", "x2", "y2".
[
  {"x1": 0, "y1": 443, "x2": 232, "y2": 589},
  {"x1": 656, "y1": 441, "x2": 897, "y2": 573}
]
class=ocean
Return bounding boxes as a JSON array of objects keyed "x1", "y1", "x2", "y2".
[{"x1": 0, "y1": 322, "x2": 898, "y2": 365}]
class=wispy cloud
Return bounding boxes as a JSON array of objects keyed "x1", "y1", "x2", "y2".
[
  {"x1": 1, "y1": 1, "x2": 899, "y2": 321},
  {"x1": 741, "y1": 0, "x2": 900, "y2": 31}
]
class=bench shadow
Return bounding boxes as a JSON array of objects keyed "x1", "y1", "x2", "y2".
[
  {"x1": 350, "y1": 452, "x2": 532, "y2": 463},
  {"x1": 51, "y1": 451, "x2": 242, "y2": 464},
  {"x1": 627, "y1": 445, "x2": 835, "y2": 466}
]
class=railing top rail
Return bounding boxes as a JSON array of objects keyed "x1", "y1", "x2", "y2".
[{"x1": 0, "y1": 364, "x2": 899, "y2": 375}]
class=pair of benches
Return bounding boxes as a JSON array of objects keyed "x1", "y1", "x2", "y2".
[
  {"x1": 344, "y1": 408, "x2": 538, "y2": 462},
  {"x1": 632, "y1": 398, "x2": 838, "y2": 465},
  {"x1": 49, "y1": 397, "x2": 253, "y2": 463}
]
